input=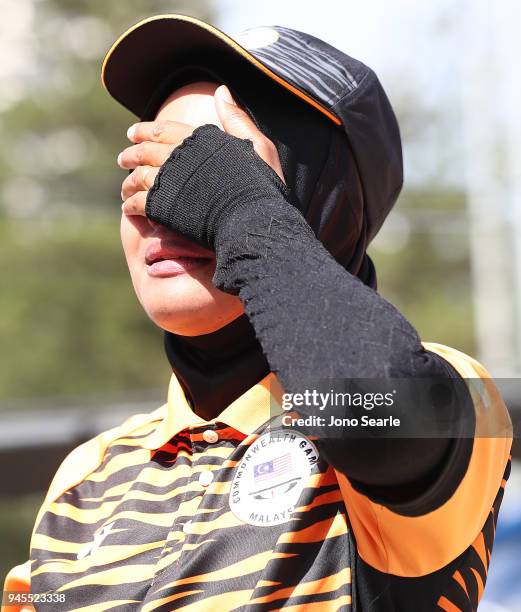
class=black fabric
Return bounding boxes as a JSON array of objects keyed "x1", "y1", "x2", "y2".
[
  {"x1": 163, "y1": 314, "x2": 269, "y2": 421},
  {"x1": 140, "y1": 60, "x2": 375, "y2": 284},
  {"x1": 145, "y1": 124, "x2": 290, "y2": 249},
  {"x1": 144, "y1": 64, "x2": 376, "y2": 422},
  {"x1": 146, "y1": 125, "x2": 475, "y2": 513},
  {"x1": 104, "y1": 19, "x2": 404, "y2": 249}
]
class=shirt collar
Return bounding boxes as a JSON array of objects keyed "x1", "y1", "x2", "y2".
[{"x1": 141, "y1": 371, "x2": 284, "y2": 450}]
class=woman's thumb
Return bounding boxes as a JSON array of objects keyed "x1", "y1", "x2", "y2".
[{"x1": 214, "y1": 85, "x2": 258, "y2": 139}]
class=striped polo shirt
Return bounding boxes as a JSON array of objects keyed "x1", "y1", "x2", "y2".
[{"x1": 3, "y1": 343, "x2": 512, "y2": 611}]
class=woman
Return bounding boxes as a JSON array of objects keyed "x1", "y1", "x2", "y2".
[{"x1": 4, "y1": 15, "x2": 512, "y2": 611}]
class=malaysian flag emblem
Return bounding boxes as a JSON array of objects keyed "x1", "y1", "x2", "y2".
[{"x1": 253, "y1": 453, "x2": 292, "y2": 482}]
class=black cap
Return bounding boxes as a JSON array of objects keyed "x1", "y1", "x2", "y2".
[{"x1": 102, "y1": 14, "x2": 403, "y2": 241}]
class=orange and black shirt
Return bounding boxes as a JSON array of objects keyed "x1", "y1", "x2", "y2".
[{"x1": 3, "y1": 343, "x2": 512, "y2": 612}]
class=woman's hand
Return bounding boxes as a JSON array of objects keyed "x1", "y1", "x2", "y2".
[{"x1": 119, "y1": 85, "x2": 285, "y2": 217}]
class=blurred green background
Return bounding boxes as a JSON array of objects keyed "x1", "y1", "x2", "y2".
[{"x1": 1, "y1": 1, "x2": 519, "y2": 603}]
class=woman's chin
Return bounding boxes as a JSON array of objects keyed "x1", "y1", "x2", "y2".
[{"x1": 143, "y1": 294, "x2": 244, "y2": 337}]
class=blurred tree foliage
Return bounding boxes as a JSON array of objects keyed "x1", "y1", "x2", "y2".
[
  {"x1": 0, "y1": 0, "x2": 213, "y2": 401},
  {"x1": 0, "y1": 0, "x2": 213, "y2": 578},
  {"x1": 0, "y1": 0, "x2": 214, "y2": 215},
  {"x1": 370, "y1": 189, "x2": 475, "y2": 354},
  {"x1": 0, "y1": 214, "x2": 172, "y2": 398},
  {"x1": 0, "y1": 494, "x2": 43, "y2": 579}
]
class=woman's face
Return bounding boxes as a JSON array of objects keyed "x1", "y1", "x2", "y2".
[{"x1": 120, "y1": 81, "x2": 244, "y2": 336}]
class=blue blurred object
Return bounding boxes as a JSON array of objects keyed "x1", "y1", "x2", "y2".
[{"x1": 481, "y1": 460, "x2": 521, "y2": 612}]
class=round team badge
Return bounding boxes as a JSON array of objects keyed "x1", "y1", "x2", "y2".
[{"x1": 229, "y1": 429, "x2": 319, "y2": 527}]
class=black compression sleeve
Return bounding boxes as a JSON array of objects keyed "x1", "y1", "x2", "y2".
[
  {"x1": 146, "y1": 125, "x2": 289, "y2": 249},
  {"x1": 146, "y1": 125, "x2": 474, "y2": 513}
]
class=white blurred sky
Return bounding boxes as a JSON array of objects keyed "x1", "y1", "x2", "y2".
[
  {"x1": 215, "y1": 0, "x2": 458, "y2": 98},
  {"x1": 214, "y1": 0, "x2": 464, "y2": 187},
  {"x1": 213, "y1": 0, "x2": 521, "y2": 191}
]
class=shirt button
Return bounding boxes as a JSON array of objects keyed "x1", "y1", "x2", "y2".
[
  {"x1": 202, "y1": 429, "x2": 219, "y2": 444},
  {"x1": 182, "y1": 520, "x2": 192, "y2": 534},
  {"x1": 198, "y1": 470, "x2": 214, "y2": 487}
]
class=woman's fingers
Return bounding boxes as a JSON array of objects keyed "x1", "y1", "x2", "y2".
[
  {"x1": 127, "y1": 120, "x2": 194, "y2": 144},
  {"x1": 117, "y1": 142, "x2": 176, "y2": 170},
  {"x1": 121, "y1": 165, "x2": 159, "y2": 200},
  {"x1": 121, "y1": 190, "x2": 147, "y2": 217},
  {"x1": 119, "y1": 120, "x2": 196, "y2": 215}
]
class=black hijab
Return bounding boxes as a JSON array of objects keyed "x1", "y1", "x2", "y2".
[{"x1": 142, "y1": 61, "x2": 377, "y2": 418}]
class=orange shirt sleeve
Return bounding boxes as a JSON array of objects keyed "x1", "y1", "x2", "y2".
[{"x1": 336, "y1": 343, "x2": 513, "y2": 577}]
